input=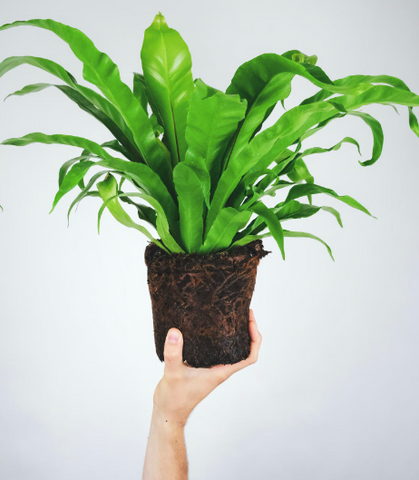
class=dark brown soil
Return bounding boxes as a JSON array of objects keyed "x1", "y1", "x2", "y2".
[{"x1": 144, "y1": 240, "x2": 270, "y2": 368}]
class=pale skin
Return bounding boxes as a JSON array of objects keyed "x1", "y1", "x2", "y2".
[{"x1": 142, "y1": 308, "x2": 262, "y2": 480}]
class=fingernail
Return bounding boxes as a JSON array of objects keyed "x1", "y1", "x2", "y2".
[{"x1": 168, "y1": 330, "x2": 180, "y2": 343}]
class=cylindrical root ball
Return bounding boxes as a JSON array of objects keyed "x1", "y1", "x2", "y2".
[{"x1": 145, "y1": 240, "x2": 270, "y2": 368}]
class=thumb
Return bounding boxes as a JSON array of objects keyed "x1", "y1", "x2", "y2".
[{"x1": 163, "y1": 328, "x2": 184, "y2": 371}]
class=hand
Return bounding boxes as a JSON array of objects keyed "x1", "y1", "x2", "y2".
[{"x1": 152, "y1": 308, "x2": 262, "y2": 427}]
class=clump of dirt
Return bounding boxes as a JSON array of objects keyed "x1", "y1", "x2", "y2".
[{"x1": 145, "y1": 240, "x2": 270, "y2": 368}]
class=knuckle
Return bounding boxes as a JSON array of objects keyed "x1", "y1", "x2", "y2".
[
  {"x1": 249, "y1": 353, "x2": 258, "y2": 365},
  {"x1": 216, "y1": 371, "x2": 229, "y2": 383}
]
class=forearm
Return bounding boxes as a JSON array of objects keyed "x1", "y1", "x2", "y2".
[{"x1": 142, "y1": 407, "x2": 188, "y2": 480}]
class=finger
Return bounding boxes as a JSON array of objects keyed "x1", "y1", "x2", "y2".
[
  {"x1": 208, "y1": 309, "x2": 262, "y2": 378},
  {"x1": 249, "y1": 309, "x2": 261, "y2": 345},
  {"x1": 163, "y1": 328, "x2": 185, "y2": 374}
]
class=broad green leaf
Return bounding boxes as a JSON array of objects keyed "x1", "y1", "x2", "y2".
[
  {"x1": 0, "y1": 19, "x2": 172, "y2": 184},
  {"x1": 103, "y1": 191, "x2": 184, "y2": 253},
  {"x1": 140, "y1": 12, "x2": 194, "y2": 166},
  {"x1": 182, "y1": 155, "x2": 211, "y2": 208},
  {"x1": 249, "y1": 201, "x2": 285, "y2": 260},
  {"x1": 222, "y1": 50, "x2": 373, "y2": 168},
  {"x1": 199, "y1": 207, "x2": 252, "y2": 254},
  {"x1": 132, "y1": 71, "x2": 165, "y2": 130},
  {"x1": 97, "y1": 174, "x2": 170, "y2": 253},
  {"x1": 224, "y1": 57, "x2": 295, "y2": 166},
  {"x1": 207, "y1": 101, "x2": 339, "y2": 233},
  {"x1": 94, "y1": 157, "x2": 178, "y2": 231},
  {"x1": 173, "y1": 162, "x2": 204, "y2": 253},
  {"x1": 283, "y1": 229, "x2": 334, "y2": 261},
  {"x1": 185, "y1": 78, "x2": 247, "y2": 195},
  {"x1": 51, "y1": 160, "x2": 96, "y2": 213},
  {"x1": 133, "y1": 72, "x2": 148, "y2": 112}
]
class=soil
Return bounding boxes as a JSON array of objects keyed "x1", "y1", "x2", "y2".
[{"x1": 144, "y1": 239, "x2": 270, "y2": 368}]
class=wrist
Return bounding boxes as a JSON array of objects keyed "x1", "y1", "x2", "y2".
[{"x1": 152, "y1": 405, "x2": 189, "y2": 431}]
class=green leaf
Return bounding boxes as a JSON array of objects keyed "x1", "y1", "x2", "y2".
[
  {"x1": 276, "y1": 200, "x2": 343, "y2": 227},
  {"x1": 58, "y1": 154, "x2": 96, "y2": 187},
  {"x1": 240, "y1": 179, "x2": 294, "y2": 211},
  {"x1": 284, "y1": 183, "x2": 374, "y2": 217},
  {"x1": 207, "y1": 101, "x2": 339, "y2": 233},
  {"x1": 132, "y1": 71, "x2": 165, "y2": 130},
  {"x1": 51, "y1": 160, "x2": 96, "y2": 213},
  {"x1": 287, "y1": 158, "x2": 314, "y2": 184},
  {"x1": 319, "y1": 206, "x2": 343, "y2": 227},
  {"x1": 115, "y1": 193, "x2": 183, "y2": 253},
  {"x1": 248, "y1": 201, "x2": 285, "y2": 260},
  {"x1": 0, "y1": 131, "x2": 179, "y2": 232},
  {"x1": 236, "y1": 199, "x2": 343, "y2": 241},
  {"x1": 224, "y1": 55, "x2": 295, "y2": 164},
  {"x1": 140, "y1": 12, "x2": 194, "y2": 166},
  {"x1": 185, "y1": 78, "x2": 247, "y2": 195},
  {"x1": 118, "y1": 194, "x2": 157, "y2": 228},
  {"x1": 229, "y1": 232, "x2": 272, "y2": 250},
  {"x1": 94, "y1": 157, "x2": 178, "y2": 231},
  {"x1": 97, "y1": 174, "x2": 184, "y2": 253},
  {"x1": 298, "y1": 136, "x2": 361, "y2": 160},
  {"x1": 328, "y1": 85, "x2": 419, "y2": 135},
  {"x1": 133, "y1": 72, "x2": 148, "y2": 112},
  {"x1": 283, "y1": 229, "x2": 334, "y2": 261},
  {"x1": 173, "y1": 162, "x2": 204, "y2": 253},
  {"x1": 0, "y1": 131, "x2": 123, "y2": 160},
  {"x1": 182, "y1": 155, "x2": 211, "y2": 209},
  {"x1": 346, "y1": 111, "x2": 383, "y2": 166},
  {"x1": 0, "y1": 57, "x2": 143, "y2": 162},
  {"x1": 223, "y1": 52, "x2": 373, "y2": 170},
  {"x1": 300, "y1": 73, "x2": 419, "y2": 138},
  {"x1": 97, "y1": 174, "x2": 170, "y2": 252},
  {"x1": 199, "y1": 207, "x2": 252, "y2": 254},
  {"x1": 0, "y1": 20, "x2": 172, "y2": 184},
  {"x1": 67, "y1": 169, "x2": 110, "y2": 225}
]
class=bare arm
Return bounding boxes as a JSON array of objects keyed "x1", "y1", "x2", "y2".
[{"x1": 142, "y1": 309, "x2": 262, "y2": 480}]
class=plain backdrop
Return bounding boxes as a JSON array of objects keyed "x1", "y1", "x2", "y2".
[{"x1": 1, "y1": 0, "x2": 418, "y2": 478}]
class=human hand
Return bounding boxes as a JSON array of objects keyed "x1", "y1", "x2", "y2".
[{"x1": 152, "y1": 308, "x2": 262, "y2": 427}]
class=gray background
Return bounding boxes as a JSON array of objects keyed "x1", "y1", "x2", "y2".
[{"x1": 1, "y1": 0, "x2": 418, "y2": 478}]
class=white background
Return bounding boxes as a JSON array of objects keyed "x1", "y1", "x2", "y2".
[{"x1": 1, "y1": 0, "x2": 418, "y2": 478}]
